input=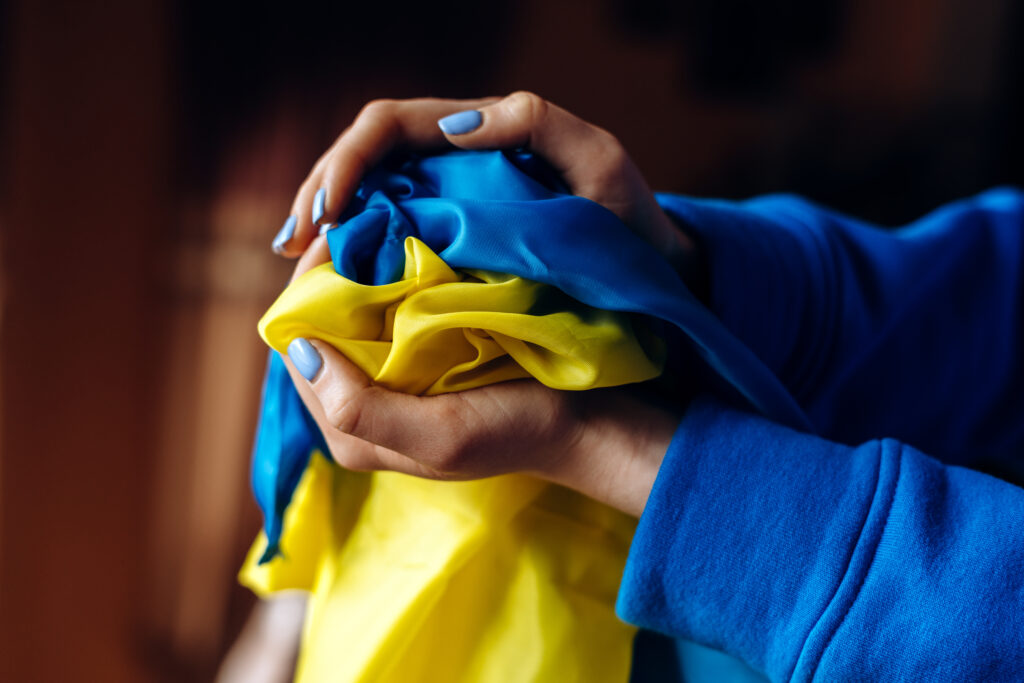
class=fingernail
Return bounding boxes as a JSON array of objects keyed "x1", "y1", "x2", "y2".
[
  {"x1": 437, "y1": 110, "x2": 482, "y2": 136},
  {"x1": 272, "y1": 215, "x2": 298, "y2": 254},
  {"x1": 319, "y1": 222, "x2": 336, "y2": 236},
  {"x1": 288, "y1": 338, "x2": 322, "y2": 381},
  {"x1": 312, "y1": 188, "x2": 327, "y2": 224}
]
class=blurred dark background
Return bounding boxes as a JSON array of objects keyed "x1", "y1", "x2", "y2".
[{"x1": 1, "y1": 0, "x2": 1021, "y2": 681}]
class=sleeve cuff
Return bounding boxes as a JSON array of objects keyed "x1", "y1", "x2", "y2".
[{"x1": 616, "y1": 396, "x2": 894, "y2": 679}]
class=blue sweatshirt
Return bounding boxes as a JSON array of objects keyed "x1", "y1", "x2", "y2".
[{"x1": 621, "y1": 189, "x2": 1024, "y2": 681}]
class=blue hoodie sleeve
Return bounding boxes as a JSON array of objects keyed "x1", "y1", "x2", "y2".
[
  {"x1": 617, "y1": 398, "x2": 1024, "y2": 682},
  {"x1": 656, "y1": 189, "x2": 1024, "y2": 464}
]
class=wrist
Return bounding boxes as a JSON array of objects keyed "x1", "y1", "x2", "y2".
[{"x1": 538, "y1": 390, "x2": 678, "y2": 517}]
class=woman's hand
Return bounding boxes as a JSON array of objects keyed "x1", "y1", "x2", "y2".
[
  {"x1": 271, "y1": 92, "x2": 693, "y2": 270},
  {"x1": 273, "y1": 93, "x2": 690, "y2": 516},
  {"x1": 281, "y1": 239, "x2": 678, "y2": 517},
  {"x1": 285, "y1": 334, "x2": 677, "y2": 517}
]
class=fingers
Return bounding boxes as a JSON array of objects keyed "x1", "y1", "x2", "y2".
[
  {"x1": 440, "y1": 92, "x2": 691, "y2": 258},
  {"x1": 274, "y1": 97, "x2": 500, "y2": 258},
  {"x1": 273, "y1": 92, "x2": 624, "y2": 257},
  {"x1": 274, "y1": 92, "x2": 692, "y2": 277},
  {"x1": 438, "y1": 91, "x2": 627, "y2": 196},
  {"x1": 283, "y1": 337, "x2": 463, "y2": 478},
  {"x1": 288, "y1": 232, "x2": 332, "y2": 284}
]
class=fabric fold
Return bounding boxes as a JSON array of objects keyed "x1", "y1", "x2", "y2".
[
  {"x1": 243, "y1": 150, "x2": 818, "y2": 682},
  {"x1": 243, "y1": 234, "x2": 660, "y2": 682}
]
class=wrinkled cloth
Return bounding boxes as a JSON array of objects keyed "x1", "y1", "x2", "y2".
[
  {"x1": 242, "y1": 150, "x2": 827, "y2": 683},
  {"x1": 243, "y1": 213, "x2": 666, "y2": 680},
  {"x1": 250, "y1": 150, "x2": 809, "y2": 565}
]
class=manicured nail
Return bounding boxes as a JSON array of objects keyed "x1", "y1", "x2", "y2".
[
  {"x1": 272, "y1": 215, "x2": 298, "y2": 254},
  {"x1": 312, "y1": 188, "x2": 327, "y2": 224},
  {"x1": 288, "y1": 338, "x2": 322, "y2": 381},
  {"x1": 319, "y1": 222, "x2": 336, "y2": 236},
  {"x1": 437, "y1": 110, "x2": 482, "y2": 136}
]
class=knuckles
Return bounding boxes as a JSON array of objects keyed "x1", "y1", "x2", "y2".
[
  {"x1": 357, "y1": 98, "x2": 398, "y2": 120},
  {"x1": 578, "y1": 129, "x2": 633, "y2": 199},
  {"x1": 588, "y1": 127, "x2": 629, "y2": 175},
  {"x1": 329, "y1": 446, "x2": 377, "y2": 472},
  {"x1": 320, "y1": 385, "x2": 368, "y2": 437},
  {"x1": 502, "y1": 90, "x2": 549, "y2": 130},
  {"x1": 595, "y1": 129, "x2": 627, "y2": 165},
  {"x1": 416, "y1": 401, "x2": 474, "y2": 474}
]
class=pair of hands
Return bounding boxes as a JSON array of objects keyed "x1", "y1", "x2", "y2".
[{"x1": 275, "y1": 92, "x2": 690, "y2": 517}]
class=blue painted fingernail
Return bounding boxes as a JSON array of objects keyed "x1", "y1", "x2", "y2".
[
  {"x1": 288, "y1": 338, "x2": 322, "y2": 381},
  {"x1": 312, "y1": 188, "x2": 327, "y2": 224},
  {"x1": 272, "y1": 215, "x2": 298, "y2": 254},
  {"x1": 319, "y1": 222, "x2": 336, "y2": 236},
  {"x1": 437, "y1": 110, "x2": 482, "y2": 135}
]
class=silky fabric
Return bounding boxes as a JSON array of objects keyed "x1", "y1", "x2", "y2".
[
  {"x1": 242, "y1": 236, "x2": 662, "y2": 682},
  {"x1": 243, "y1": 151, "x2": 820, "y2": 682},
  {"x1": 259, "y1": 238, "x2": 663, "y2": 396},
  {"x1": 250, "y1": 150, "x2": 813, "y2": 565}
]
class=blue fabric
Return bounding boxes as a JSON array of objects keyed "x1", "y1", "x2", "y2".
[
  {"x1": 251, "y1": 352, "x2": 328, "y2": 562},
  {"x1": 327, "y1": 151, "x2": 809, "y2": 428},
  {"x1": 250, "y1": 151, "x2": 1024, "y2": 679},
  {"x1": 622, "y1": 189, "x2": 1024, "y2": 680},
  {"x1": 252, "y1": 150, "x2": 810, "y2": 559}
]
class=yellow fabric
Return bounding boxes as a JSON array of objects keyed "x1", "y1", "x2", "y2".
[{"x1": 240, "y1": 237, "x2": 664, "y2": 683}]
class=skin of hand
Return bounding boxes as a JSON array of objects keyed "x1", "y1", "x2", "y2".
[{"x1": 277, "y1": 92, "x2": 691, "y2": 517}]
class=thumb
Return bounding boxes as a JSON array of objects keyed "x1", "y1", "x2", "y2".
[{"x1": 284, "y1": 338, "x2": 457, "y2": 473}]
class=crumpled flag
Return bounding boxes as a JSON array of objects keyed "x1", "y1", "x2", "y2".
[
  {"x1": 240, "y1": 150, "x2": 809, "y2": 682},
  {"x1": 243, "y1": 234, "x2": 662, "y2": 682},
  {"x1": 259, "y1": 237, "x2": 664, "y2": 396}
]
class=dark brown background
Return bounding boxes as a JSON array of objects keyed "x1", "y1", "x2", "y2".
[{"x1": 1, "y1": 1, "x2": 1021, "y2": 681}]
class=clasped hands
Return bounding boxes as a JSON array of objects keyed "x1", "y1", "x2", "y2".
[{"x1": 273, "y1": 93, "x2": 693, "y2": 517}]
